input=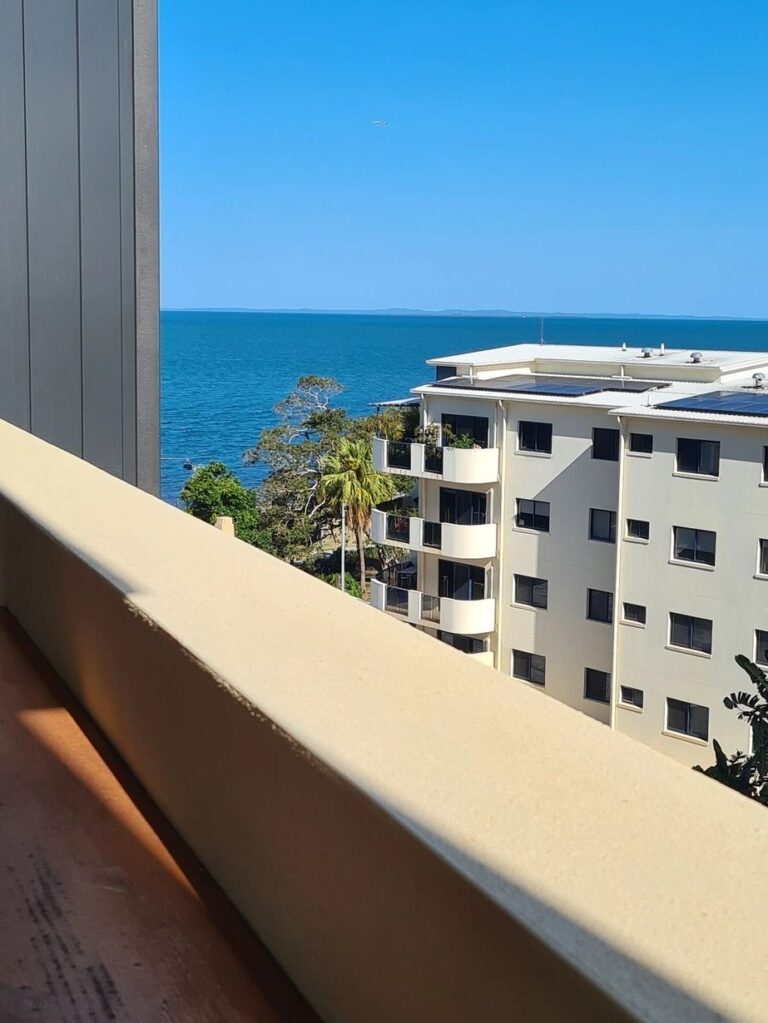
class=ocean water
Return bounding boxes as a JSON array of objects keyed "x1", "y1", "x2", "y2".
[{"x1": 161, "y1": 311, "x2": 768, "y2": 504}]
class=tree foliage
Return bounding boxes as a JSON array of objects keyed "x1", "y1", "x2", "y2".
[
  {"x1": 694, "y1": 654, "x2": 768, "y2": 805},
  {"x1": 179, "y1": 462, "x2": 262, "y2": 544},
  {"x1": 318, "y1": 436, "x2": 398, "y2": 590}
]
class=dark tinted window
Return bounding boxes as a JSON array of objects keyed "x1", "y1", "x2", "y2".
[
  {"x1": 629, "y1": 433, "x2": 653, "y2": 454},
  {"x1": 512, "y1": 650, "x2": 546, "y2": 685},
  {"x1": 514, "y1": 574, "x2": 548, "y2": 609},
  {"x1": 435, "y1": 365, "x2": 457, "y2": 381},
  {"x1": 437, "y1": 631, "x2": 485, "y2": 654},
  {"x1": 516, "y1": 499, "x2": 550, "y2": 532},
  {"x1": 676, "y1": 438, "x2": 720, "y2": 477},
  {"x1": 584, "y1": 668, "x2": 610, "y2": 703},
  {"x1": 620, "y1": 686, "x2": 644, "y2": 708},
  {"x1": 592, "y1": 428, "x2": 619, "y2": 461},
  {"x1": 590, "y1": 508, "x2": 616, "y2": 543},
  {"x1": 760, "y1": 540, "x2": 768, "y2": 576},
  {"x1": 587, "y1": 588, "x2": 613, "y2": 623},
  {"x1": 626, "y1": 518, "x2": 650, "y2": 540},
  {"x1": 667, "y1": 698, "x2": 709, "y2": 740},
  {"x1": 673, "y1": 526, "x2": 716, "y2": 566},
  {"x1": 756, "y1": 630, "x2": 768, "y2": 666},
  {"x1": 622, "y1": 602, "x2": 647, "y2": 625},
  {"x1": 669, "y1": 613, "x2": 712, "y2": 654},
  {"x1": 518, "y1": 421, "x2": 552, "y2": 453},
  {"x1": 442, "y1": 413, "x2": 488, "y2": 448}
]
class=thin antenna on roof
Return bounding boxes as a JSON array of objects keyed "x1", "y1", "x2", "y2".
[{"x1": 539, "y1": 317, "x2": 545, "y2": 345}]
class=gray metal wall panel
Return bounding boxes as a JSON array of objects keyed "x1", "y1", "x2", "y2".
[
  {"x1": 0, "y1": 0, "x2": 31, "y2": 429},
  {"x1": 0, "y1": 0, "x2": 158, "y2": 492},
  {"x1": 78, "y1": 0, "x2": 124, "y2": 477},
  {"x1": 24, "y1": 0, "x2": 83, "y2": 455},
  {"x1": 118, "y1": 0, "x2": 138, "y2": 485}
]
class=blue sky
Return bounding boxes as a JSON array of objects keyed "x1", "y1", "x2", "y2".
[{"x1": 160, "y1": 1, "x2": 768, "y2": 317}]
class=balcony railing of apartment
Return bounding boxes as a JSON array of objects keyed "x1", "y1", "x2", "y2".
[
  {"x1": 372, "y1": 435, "x2": 500, "y2": 484},
  {"x1": 385, "y1": 513, "x2": 411, "y2": 544},
  {"x1": 384, "y1": 584, "x2": 411, "y2": 615},
  {"x1": 421, "y1": 594, "x2": 441, "y2": 623},
  {"x1": 371, "y1": 508, "x2": 497, "y2": 560},
  {"x1": 422, "y1": 520, "x2": 443, "y2": 549},
  {"x1": 2, "y1": 421, "x2": 767, "y2": 1023}
]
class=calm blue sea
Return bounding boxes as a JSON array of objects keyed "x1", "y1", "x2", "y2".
[{"x1": 161, "y1": 311, "x2": 768, "y2": 504}]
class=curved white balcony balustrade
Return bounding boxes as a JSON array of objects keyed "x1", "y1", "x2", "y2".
[
  {"x1": 371, "y1": 509, "x2": 497, "y2": 560},
  {"x1": 373, "y1": 436, "x2": 499, "y2": 484},
  {"x1": 370, "y1": 578, "x2": 495, "y2": 636}
]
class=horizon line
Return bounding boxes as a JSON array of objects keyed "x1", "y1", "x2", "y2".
[{"x1": 159, "y1": 307, "x2": 768, "y2": 322}]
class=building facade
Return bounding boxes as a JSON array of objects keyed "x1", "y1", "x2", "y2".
[
  {"x1": 0, "y1": 0, "x2": 159, "y2": 492},
  {"x1": 371, "y1": 343, "x2": 768, "y2": 766}
]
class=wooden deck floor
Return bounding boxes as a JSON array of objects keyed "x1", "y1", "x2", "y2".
[{"x1": 0, "y1": 611, "x2": 320, "y2": 1022}]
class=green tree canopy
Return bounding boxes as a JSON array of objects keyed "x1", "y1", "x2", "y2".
[
  {"x1": 318, "y1": 436, "x2": 398, "y2": 591},
  {"x1": 179, "y1": 462, "x2": 260, "y2": 544}
]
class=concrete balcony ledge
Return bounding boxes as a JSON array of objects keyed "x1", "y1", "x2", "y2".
[
  {"x1": 371, "y1": 509, "x2": 497, "y2": 560},
  {"x1": 373, "y1": 435, "x2": 500, "y2": 484},
  {"x1": 2, "y1": 421, "x2": 768, "y2": 1022}
]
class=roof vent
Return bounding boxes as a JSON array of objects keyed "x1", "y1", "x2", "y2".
[
  {"x1": 690, "y1": 351, "x2": 703, "y2": 364},
  {"x1": 641, "y1": 347, "x2": 653, "y2": 358},
  {"x1": 753, "y1": 373, "x2": 766, "y2": 389}
]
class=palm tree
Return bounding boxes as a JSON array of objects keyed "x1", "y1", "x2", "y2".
[{"x1": 319, "y1": 437, "x2": 398, "y2": 592}]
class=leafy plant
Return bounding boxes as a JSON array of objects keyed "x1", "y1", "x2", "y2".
[
  {"x1": 448, "y1": 432, "x2": 475, "y2": 449},
  {"x1": 318, "y1": 572, "x2": 363, "y2": 598},
  {"x1": 694, "y1": 654, "x2": 768, "y2": 805}
]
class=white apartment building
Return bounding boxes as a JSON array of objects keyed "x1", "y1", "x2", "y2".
[{"x1": 370, "y1": 342, "x2": 768, "y2": 767}]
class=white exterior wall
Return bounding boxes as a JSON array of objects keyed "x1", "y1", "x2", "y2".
[
  {"x1": 499, "y1": 404, "x2": 619, "y2": 724},
  {"x1": 615, "y1": 416, "x2": 767, "y2": 765}
]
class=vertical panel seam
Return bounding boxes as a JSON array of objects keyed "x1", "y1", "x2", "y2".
[
  {"x1": 21, "y1": 0, "x2": 32, "y2": 431},
  {"x1": 75, "y1": 0, "x2": 84, "y2": 458},
  {"x1": 117, "y1": 0, "x2": 126, "y2": 478}
]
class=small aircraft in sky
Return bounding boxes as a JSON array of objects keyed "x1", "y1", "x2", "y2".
[{"x1": 371, "y1": 120, "x2": 389, "y2": 127}]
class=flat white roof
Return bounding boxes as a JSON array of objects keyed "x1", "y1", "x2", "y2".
[{"x1": 427, "y1": 342, "x2": 768, "y2": 372}]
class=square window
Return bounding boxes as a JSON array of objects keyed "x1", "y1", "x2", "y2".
[
  {"x1": 592, "y1": 428, "x2": 620, "y2": 461},
  {"x1": 584, "y1": 667, "x2": 610, "y2": 703},
  {"x1": 519, "y1": 421, "x2": 552, "y2": 454},
  {"x1": 512, "y1": 649, "x2": 546, "y2": 685},
  {"x1": 623, "y1": 602, "x2": 647, "y2": 625},
  {"x1": 756, "y1": 630, "x2": 768, "y2": 666},
  {"x1": 669, "y1": 612, "x2": 712, "y2": 654},
  {"x1": 514, "y1": 574, "x2": 548, "y2": 609},
  {"x1": 676, "y1": 438, "x2": 720, "y2": 477},
  {"x1": 666, "y1": 697, "x2": 709, "y2": 741},
  {"x1": 589, "y1": 508, "x2": 616, "y2": 543},
  {"x1": 759, "y1": 540, "x2": 768, "y2": 576},
  {"x1": 673, "y1": 526, "x2": 716, "y2": 566},
  {"x1": 626, "y1": 518, "x2": 650, "y2": 541},
  {"x1": 587, "y1": 588, "x2": 613, "y2": 624},
  {"x1": 629, "y1": 432, "x2": 653, "y2": 455},
  {"x1": 516, "y1": 498, "x2": 550, "y2": 532},
  {"x1": 620, "y1": 685, "x2": 644, "y2": 709}
]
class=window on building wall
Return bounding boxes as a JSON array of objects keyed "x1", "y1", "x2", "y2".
[
  {"x1": 622, "y1": 602, "x2": 647, "y2": 625},
  {"x1": 437, "y1": 631, "x2": 486, "y2": 654},
  {"x1": 592, "y1": 428, "x2": 620, "y2": 461},
  {"x1": 673, "y1": 526, "x2": 716, "y2": 566},
  {"x1": 512, "y1": 650, "x2": 546, "y2": 685},
  {"x1": 669, "y1": 613, "x2": 713, "y2": 654},
  {"x1": 518, "y1": 421, "x2": 552, "y2": 454},
  {"x1": 666, "y1": 698, "x2": 709, "y2": 741},
  {"x1": 584, "y1": 668, "x2": 610, "y2": 703},
  {"x1": 676, "y1": 438, "x2": 720, "y2": 477},
  {"x1": 441, "y1": 413, "x2": 489, "y2": 448},
  {"x1": 620, "y1": 686, "x2": 644, "y2": 709},
  {"x1": 626, "y1": 518, "x2": 650, "y2": 541},
  {"x1": 755, "y1": 630, "x2": 768, "y2": 666},
  {"x1": 759, "y1": 539, "x2": 768, "y2": 576},
  {"x1": 514, "y1": 574, "x2": 548, "y2": 609},
  {"x1": 587, "y1": 588, "x2": 613, "y2": 624},
  {"x1": 763, "y1": 447, "x2": 768, "y2": 483},
  {"x1": 589, "y1": 508, "x2": 616, "y2": 543},
  {"x1": 629, "y1": 432, "x2": 653, "y2": 454},
  {"x1": 516, "y1": 498, "x2": 550, "y2": 532}
]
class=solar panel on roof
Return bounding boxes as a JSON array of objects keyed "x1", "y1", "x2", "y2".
[
  {"x1": 657, "y1": 390, "x2": 768, "y2": 417},
  {"x1": 432, "y1": 374, "x2": 667, "y2": 396}
]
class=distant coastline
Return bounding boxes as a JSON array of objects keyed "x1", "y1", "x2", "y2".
[{"x1": 162, "y1": 307, "x2": 766, "y2": 322}]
